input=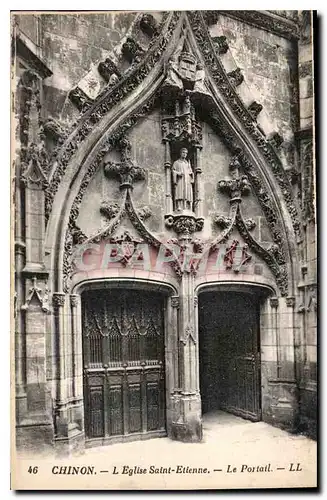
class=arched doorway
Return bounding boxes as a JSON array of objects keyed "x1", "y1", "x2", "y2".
[
  {"x1": 198, "y1": 289, "x2": 262, "y2": 421},
  {"x1": 81, "y1": 286, "x2": 167, "y2": 446}
]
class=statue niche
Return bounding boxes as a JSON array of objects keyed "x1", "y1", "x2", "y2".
[{"x1": 172, "y1": 147, "x2": 194, "y2": 212}]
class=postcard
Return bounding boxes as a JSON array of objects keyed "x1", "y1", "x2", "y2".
[{"x1": 11, "y1": 9, "x2": 317, "y2": 490}]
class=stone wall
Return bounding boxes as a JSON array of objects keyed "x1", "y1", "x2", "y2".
[{"x1": 212, "y1": 13, "x2": 297, "y2": 166}]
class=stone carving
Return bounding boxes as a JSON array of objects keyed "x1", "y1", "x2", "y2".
[
  {"x1": 172, "y1": 148, "x2": 194, "y2": 211},
  {"x1": 248, "y1": 101, "x2": 263, "y2": 120},
  {"x1": 161, "y1": 95, "x2": 203, "y2": 146},
  {"x1": 299, "y1": 10, "x2": 311, "y2": 44},
  {"x1": 98, "y1": 58, "x2": 121, "y2": 84},
  {"x1": 171, "y1": 296, "x2": 180, "y2": 308},
  {"x1": 137, "y1": 206, "x2": 152, "y2": 221},
  {"x1": 180, "y1": 324, "x2": 196, "y2": 345},
  {"x1": 301, "y1": 139, "x2": 315, "y2": 223},
  {"x1": 21, "y1": 277, "x2": 50, "y2": 313},
  {"x1": 187, "y1": 11, "x2": 301, "y2": 239},
  {"x1": 70, "y1": 295, "x2": 79, "y2": 308},
  {"x1": 71, "y1": 224, "x2": 87, "y2": 245},
  {"x1": 270, "y1": 297, "x2": 279, "y2": 308},
  {"x1": 103, "y1": 138, "x2": 146, "y2": 190},
  {"x1": 213, "y1": 214, "x2": 232, "y2": 229},
  {"x1": 68, "y1": 86, "x2": 93, "y2": 112},
  {"x1": 42, "y1": 118, "x2": 68, "y2": 145},
  {"x1": 52, "y1": 293, "x2": 66, "y2": 308},
  {"x1": 307, "y1": 285, "x2": 317, "y2": 312},
  {"x1": 100, "y1": 201, "x2": 121, "y2": 221},
  {"x1": 223, "y1": 239, "x2": 252, "y2": 272},
  {"x1": 218, "y1": 176, "x2": 251, "y2": 200},
  {"x1": 21, "y1": 143, "x2": 48, "y2": 189},
  {"x1": 245, "y1": 218, "x2": 257, "y2": 231},
  {"x1": 227, "y1": 68, "x2": 244, "y2": 87},
  {"x1": 110, "y1": 230, "x2": 144, "y2": 266},
  {"x1": 122, "y1": 37, "x2": 145, "y2": 64},
  {"x1": 268, "y1": 132, "x2": 284, "y2": 150},
  {"x1": 202, "y1": 11, "x2": 220, "y2": 25},
  {"x1": 46, "y1": 13, "x2": 180, "y2": 221},
  {"x1": 162, "y1": 45, "x2": 210, "y2": 97},
  {"x1": 211, "y1": 154, "x2": 288, "y2": 294},
  {"x1": 211, "y1": 36, "x2": 229, "y2": 55},
  {"x1": 286, "y1": 296, "x2": 296, "y2": 308},
  {"x1": 140, "y1": 13, "x2": 159, "y2": 37},
  {"x1": 17, "y1": 69, "x2": 50, "y2": 185},
  {"x1": 165, "y1": 214, "x2": 204, "y2": 237}
]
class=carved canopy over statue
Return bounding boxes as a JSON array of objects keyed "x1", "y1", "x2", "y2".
[{"x1": 172, "y1": 148, "x2": 194, "y2": 211}]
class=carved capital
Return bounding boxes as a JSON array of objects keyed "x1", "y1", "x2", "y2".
[
  {"x1": 286, "y1": 296, "x2": 296, "y2": 308},
  {"x1": 21, "y1": 277, "x2": 50, "y2": 313},
  {"x1": 140, "y1": 13, "x2": 159, "y2": 37},
  {"x1": 98, "y1": 58, "x2": 121, "y2": 83},
  {"x1": 165, "y1": 214, "x2": 203, "y2": 238},
  {"x1": 171, "y1": 296, "x2": 180, "y2": 308},
  {"x1": 100, "y1": 201, "x2": 121, "y2": 221},
  {"x1": 268, "y1": 132, "x2": 284, "y2": 149},
  {"x1": 270, "y1": 297, "x2": 279, "y2": 309},
  {"x1": 70, "y1": 294, "x2": 79, "y2": 308},
  {"x1": 52, "y1": 293, "x2": 66, "y2": 308}
]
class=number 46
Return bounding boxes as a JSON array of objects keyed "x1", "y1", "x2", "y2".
[{"x1": 28, "y1": 466, "x2": 38, "y2": 474}]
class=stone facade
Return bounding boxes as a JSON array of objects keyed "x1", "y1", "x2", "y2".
[{"x1": 12, "y1": 10, "x2": 316, "y2": 454}]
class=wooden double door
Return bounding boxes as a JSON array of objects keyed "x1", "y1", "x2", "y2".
[
  {"x1": 199, "y1": 291, "x2": 261, "y2": 421},
  {"x1": 82, "y1": 289, "x2": 166, "y2": 444}
]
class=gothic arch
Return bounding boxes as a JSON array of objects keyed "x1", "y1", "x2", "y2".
[{"x1": 44, "y1": 11, "x2": 300, "y2": 298}]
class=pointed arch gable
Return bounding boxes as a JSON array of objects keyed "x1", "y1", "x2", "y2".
[{"x1": 45, "y1": 10, "x2": 300, "y2": 297}]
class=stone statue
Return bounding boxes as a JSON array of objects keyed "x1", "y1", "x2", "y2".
[
  {"x1": 164, "y1": 56, "x2": 183, "y2": 91},
  {"x1": 172, "y1": 148, "x2": 194, "y2": 212}
]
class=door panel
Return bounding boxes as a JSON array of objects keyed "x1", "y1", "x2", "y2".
[
  {"x1": 82, "y1": 289, "x2": 166, "y2": 444},
  {"x1": 199, "y1": 291, "x2": 261, "y2": 421}
]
